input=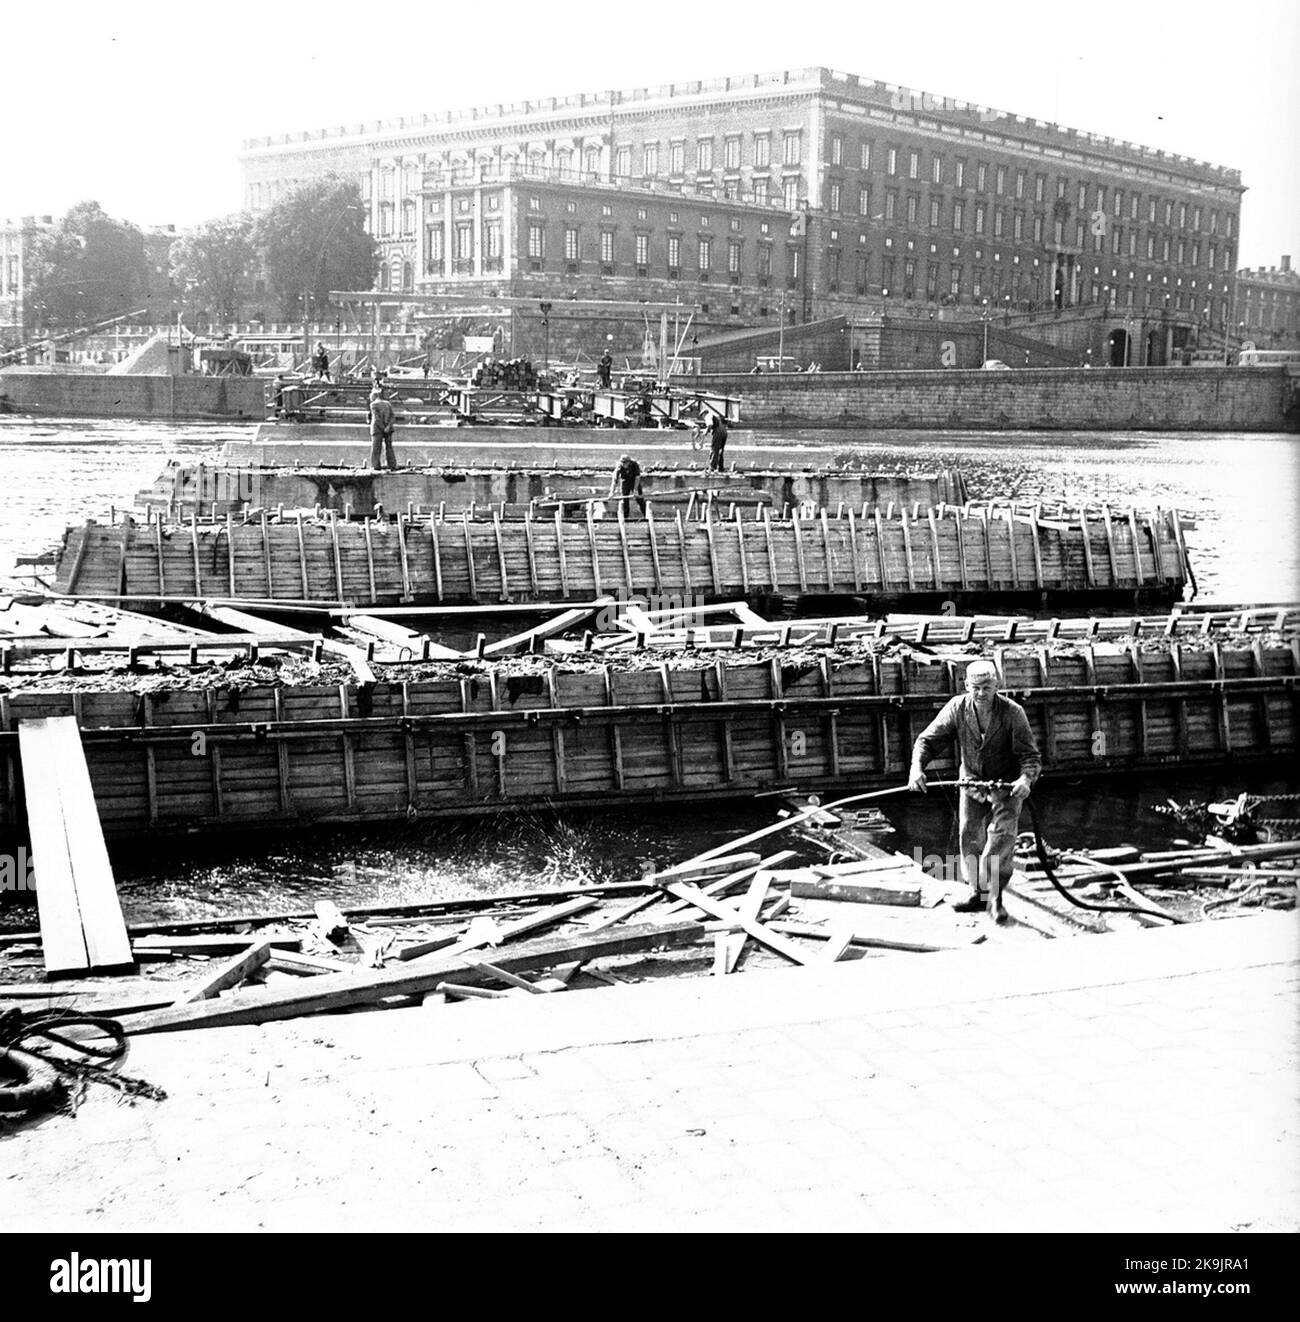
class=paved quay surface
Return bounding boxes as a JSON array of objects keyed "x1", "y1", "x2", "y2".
[{"x1": 2, "y1": 911, "x2": 1297, "y2": 1234}]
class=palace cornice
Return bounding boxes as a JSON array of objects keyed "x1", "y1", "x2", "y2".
[{"x1": 239, "y1": 89, "x2": 815, "y2": 164}]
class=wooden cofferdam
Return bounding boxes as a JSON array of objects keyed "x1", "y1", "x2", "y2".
[
  {"x1": 56, "y1": 503, "x2": 1191, "y2": 609},
  {"x1": 134, "y1": 463, "x2": 971, "y2": 521},
  {"x1": 0, "y1": 636, "x2": 1295, "y2": 841}
]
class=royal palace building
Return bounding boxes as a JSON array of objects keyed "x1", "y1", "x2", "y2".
[
  {"x1": 239, "y1": 67, "x2": 1245, "y2": 353},
  {"x1": 1233, "y1": 256, "x2": 1299, "y2": 350}
]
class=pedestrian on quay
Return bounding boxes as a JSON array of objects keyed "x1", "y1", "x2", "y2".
[
  {"x1": 907, "y1": 658, "x2": 1041, "y2": 922},
  {"x1": 706, "y1": 410, "x2": 729, "y2": 472},
  {"x1": 608, "y1": 453, "x2": 647, "y2": 517},
  {"x1": 368, "y1": 385, "x2": 398, "y2": 471},
  {"x1": 597, "y1": 349, "x2": 613, "y2": 388}
]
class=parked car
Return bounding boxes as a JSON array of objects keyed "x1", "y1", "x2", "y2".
[{"x1": 981, "y1": 359, "x2": 1012, "y2": 370}]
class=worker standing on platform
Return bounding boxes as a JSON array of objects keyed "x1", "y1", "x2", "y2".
[
  {"x1": 907, "y1": 658, "x2": 1041, "y2": 923},
  {"x1": 706, "y1": 410, "x2": 729, "y2": 472},
  {"x1": 368, "y1": 386, "x2": 397, "y2": 471},
  {"x1": 597, "y1": 350, "x2": 613, "y2": 388},
  {"x1": 313, "y1": 343, "x2": 330, "y2": 380},
  {"x1": 609, "y1": 454, "x2": 647, "y2": 517}
]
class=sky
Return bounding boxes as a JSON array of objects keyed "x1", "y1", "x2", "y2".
[{"x1": 3, "y1": 0, "x2": 1296, "y2": 272}]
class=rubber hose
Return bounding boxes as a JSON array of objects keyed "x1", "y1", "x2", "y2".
[{"x1": 0, "y1": 1047, "x2": 64, "y2": 1113}]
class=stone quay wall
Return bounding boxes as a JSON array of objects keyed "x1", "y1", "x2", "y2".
[
  {"x1": 697, "y1": 365, "x2": 1297, "y2": 432},
  {"x1": 0, "y1": 371, "x2": 266, "y2": 420}
]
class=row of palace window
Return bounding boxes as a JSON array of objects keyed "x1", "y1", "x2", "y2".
[{"x1": 829, "y1": 140, "x2": 1232, "y2": 230}]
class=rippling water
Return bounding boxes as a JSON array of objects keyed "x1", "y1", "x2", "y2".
[{"x1": 0, "y1": 415, "x2": 1296, "y2": 924}]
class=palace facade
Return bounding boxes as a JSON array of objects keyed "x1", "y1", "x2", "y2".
[{"x1": 241, "y1": 67, "x2": 1244, "y2": 346}]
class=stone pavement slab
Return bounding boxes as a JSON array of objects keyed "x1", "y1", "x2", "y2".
[{"x1": 2, "y1": 911, "x2": 1296, "y2": 1234}]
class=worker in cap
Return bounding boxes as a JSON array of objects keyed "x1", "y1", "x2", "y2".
[
  {"x1": 908, "y1": 658, "x2": 1042, "y2": 923},
  {"x1": 609, "y1": 453, "x2": 646, "y2": 517}
]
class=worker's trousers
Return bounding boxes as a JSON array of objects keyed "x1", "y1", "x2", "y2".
[
  {"x1": 369, "y1": 432, "x2": 397, "y2": 471},
  {"x1": 958, "y1": 790, "x2": 1022, "y2": 895}
]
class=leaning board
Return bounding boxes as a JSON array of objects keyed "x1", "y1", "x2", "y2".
[{"x1": 18, "y1": 716, "x2": 134, "y2": 976}]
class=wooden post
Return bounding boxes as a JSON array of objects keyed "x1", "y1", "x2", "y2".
[
  {"x1": 791, "y1": 510, "x2": 808, "y2": 593},
  {"x1": 873, "y1": 509, "x2": 890, "y2": 589},
  {"x1": 899, "y1": 506, "x2": 917, "y2": 591},
  {"x1": 585, "y1": 505, "x2": 603, "y2": 597},
  {"x1": 396, "y1": 514, "x2": 413, "y2": 601},
  {"x1": 734, "y1": 509, "x2": 750, "y2": 594},
  {"x1": 646, "y1": 507, "x2": 664, "y2": 594},
  {"x1": 847, "y1": 508, "x2": 862, "y2": 592},
  {"x1": 1102, "y1": 505, "x2": 1120, "y2": 588},
  {"x1": 429, "y1": 513, "x2": 444, "y2": 601},
  {"x1": 462, "y1": 511, "x2": 478, "y2": 601},
  {"x1": 493, "y1": 510, "x2": 510, "y2": 602},
  {"x1": 363, "y1": 517, "x2": 378, "y2": 604},
  {"x1": 554, "y1": 509, "x2": 569, "y2": 597},
  {"x1": 820, "y1": 510, "x2": 836, "y2": 591},
  {"x1": 762, "y1": 507, "x2": 780, "y2": 590}
]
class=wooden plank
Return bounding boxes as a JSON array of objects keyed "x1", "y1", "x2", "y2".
[
  {"x1": 820, "y1": 510, "x2": 836, "y2": 591},
  {"x1": 462, "y1": 512, "x2": 478, "y2": 601},
  {"x1": 523, "y1": 513, "x2": 540, "y2": 596},
  {"x1": 645, "y1": 507, "x2": 664, "y2": 594},
  {"x1": 396, "y1": 514, "x2": 413, "y2": 601},
  {"x1": 1102, "y1": 506, "x2": 1120, "y2": 587},
  {"x1": 762, "y1": 508, "x2": 780, "y2": 589},
  {"x1": 493, "y1": 510, "x2": 511, "y2": 602},
  {"x1": 585, "y1": 505, "x2": 603, "y2": 596},
  {"x1": 430, "y1": 514, "x2": 444, "y2": 600},
  {"x1": 662, "y1": 880, "x2": 813, "y2": 965},
  {"x1": 118, "y1": 918, "x2": 702, "y2": 1033},
  {"x1": 1004, "y1": 510, "x2": 1019, "y2": 588},
  {"x1": 926, "y1": 509, "x2": 943, "y2": 589},
  {"x1": 396, "y1": 895, "x2": 597, "y2": 962},
  {"x1": 899, "y1": 507, "x2": 916, "y2": 590},
  {"x1": 789, "y1": 872, "x2": 922, "y2": 906},
  {"x1": 847, "y1": 508, "x2": 862, "y2": 591},
  {"x1": 873, "y1": 510, "x2": 890, "y2": 588},
  {"x1": 1079, "y1": 512, "x2": 1097, "y2": 587},
  {"x1": 1150, "y1": 508, "x2": 1166, "y2": 582},
  {"x1": 734, "y1": 510, "x2": 751, "y2": 594},
  {"x1": 554, "y1": 509, "x2": 569, "y2": 596},
  {"x1": 675, "y1": 510, "x2": 693, "y2": 593},
  {"x1": 704, "y1": 512, "x2": 721, "y2": 594},
  {"x1": 791, "y1": 511, "x2": 808, "y2": 592},
  {"x1": 1128, "y1": 508, "x2": 1146, "y2": 585},
  {"x1": 18, "y1": 716, "x2": 134, "y2": 976},
  {"x1": 171, "y1": 940, "x2": 274, "y2": 1006},
  {"x1": 617, "y1": 507, "x2": 635, "y2": 592}
]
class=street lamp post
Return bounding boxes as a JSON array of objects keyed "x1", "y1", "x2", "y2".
[
  {"x1": 981, "y1": 298, "x2": 990, "y2": 364},
  {"x1": 538, "y1": 301, "x2": 552, "y2": 370}
]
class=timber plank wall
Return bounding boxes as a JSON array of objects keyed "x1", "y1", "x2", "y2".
[
  {"x1": 694, "y1": 366, "x2": 1297, "y2": 433},
  {"x1": 56, "y1": 506, "x2": 1190, "y2": 609},
  {"x1": 1, "y1": 640, "x2": 1295, "y2": 841},
  {"x1": 0, "y1": 372, "x2": 266, "y2": 420}
]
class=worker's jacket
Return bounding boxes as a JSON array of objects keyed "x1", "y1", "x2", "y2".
[
  {"x1": 368, "y1": 398, "x2": 395, "y2": 435},
  {"x1": 911, "y1": 692, "x2": 1042, "y2": 785}
]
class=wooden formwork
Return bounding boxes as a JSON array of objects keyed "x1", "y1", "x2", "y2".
[
  {"x1": 0, "y1": 637, "x2": 1294, "y2": 841},
  {"x1": 54, "y1": 503, "x2": 1191, "y2": 608},
  {"x1": 133, "y1": 463, "x2": 970, "y2": 521}
]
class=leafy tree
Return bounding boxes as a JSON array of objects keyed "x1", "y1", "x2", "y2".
[
  {"x1": 27, "y1": 202, "x2": 150, "y2": 330},
  {"x1": 253, "y1": 177, "x2": 376, "y2": 319},
  {"x1": 169, "y1": 214, "x2": 255, "y2": 323}
]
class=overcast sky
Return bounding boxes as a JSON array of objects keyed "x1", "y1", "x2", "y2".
[{"x1": 4, "y1": 0, "x2": 1295, "y2": 271}]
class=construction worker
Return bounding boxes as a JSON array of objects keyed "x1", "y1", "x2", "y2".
[
  {"x1": 368, "y1": 386, "x2": 397, "y2": 471},
  {"x1": 313, "y1": 343, "x2": 330, "y2": 380},
  {"x1": 609, "y1": 454, "x2": 647, "y2": 517},
  {"x1": 706, "y1": 411, "x2": 729, "y2": 472},
  {"x1": 597, "y1": 350, "x2": 613, "y2": 388},
  {"x1": 908, "y1": 659, "x2": 1041, "y2": 923}
]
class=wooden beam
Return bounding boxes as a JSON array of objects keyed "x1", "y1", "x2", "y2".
[
  {"x1": 171, "y1": 940, "x2": 274, "y2": 1005},
  {"x1": 662, "y1": 880, "x2": 813, "y2": 965},
  {"x1": 117, "y1": 919, "x2": 703, "y2": 1034}
]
